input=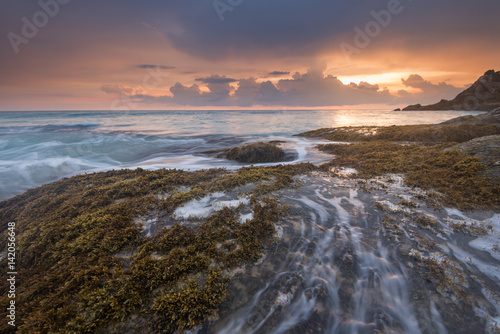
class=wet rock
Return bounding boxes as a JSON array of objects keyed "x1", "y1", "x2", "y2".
[{"x1": 219, "y1": 142, "x2": 286, "y2": 163}]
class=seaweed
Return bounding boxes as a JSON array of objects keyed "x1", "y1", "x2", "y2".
[
  {"x1": 0, "y1": 165, "x2": 310, "y2": 333},
  {"x1": 1, "y1": 115, "x2": 499, "y2": 333},
  {"x1": 318, "y1": 141, "x2": 500, "y2": 210},
  {"x1": 298, "y1": 123, "x2": 500, "y2": 144}
]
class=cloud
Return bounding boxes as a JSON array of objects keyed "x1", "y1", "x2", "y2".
[
  {"x1": 102, "y1": 69, "x2": 470, "y2": 108},
  {"x1": 137, "y1": 64, "x2": 175, "y2": 70},
  {"x1": 349, "y1": 81, "x2": 380, "y2": 91},
  {"x1": 195, "y1": 75, "x2": 238, "y2": 84},
  {"x1": 101, "y1": 84, "x2": 136, "y2": 95},
  {"x1": 142, "y1": 0, "x2": 500, "y2": 63},
  {"x1": 1, "y1": 0, "x2": 498, "y2": 111},
  {"x1": 402, "y1": 74, "x2": 442, "y2": 91},
  {"x1": 168, "y1": 83, "x2": 205, "y2": 106},
  {"x1": 273, "y1": 70, "x2": 393, "y2": 106},
  {"x1": 399, "y1": 74, "x2": 463, "y2": 104},
  {"x1": 112, "y1": 69, "x2": 402, "y2": 107},
  {"x1": 233, "y1": 77, "x2": 283, "y2": 106},
  {"x1": 268, "y1": 71, "x2": 290, "y2": 76}
]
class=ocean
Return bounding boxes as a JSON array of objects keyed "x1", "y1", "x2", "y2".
[{"x1": 0, "y1": 109, "x2": 483, "y2": 201}]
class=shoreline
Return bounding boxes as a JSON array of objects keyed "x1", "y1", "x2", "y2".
[
  {"x1": 0, "y1": 109, "x2": 486, "y2": 202},
  {"x1": 1, "y1": 110, "x2": 500, "y2": 333}
]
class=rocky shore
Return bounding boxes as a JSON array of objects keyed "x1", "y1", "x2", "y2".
[{"x1": 1, "y1": 110, "x2": 500, "y2": 333}]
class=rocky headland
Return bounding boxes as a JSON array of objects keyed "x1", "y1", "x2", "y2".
[{"x1": 403, "y1": 70, "x2": 500, "y2": 111}]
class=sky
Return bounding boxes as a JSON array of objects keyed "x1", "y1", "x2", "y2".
[{"x1": 0, "y1": 0, "x2": 499, "y2": 111}]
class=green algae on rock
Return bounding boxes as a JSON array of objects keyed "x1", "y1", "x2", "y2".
[
  {"x1": 317, "y1": 141, "x2": 500, "y2": 211},
  {"x1": 297, "y1": 110, "x2": 500, "y2": 211},
  {"x1": 448, "y1": 135, "x2": 500, "y2": 183},
  {"x1": 0, "y1": 164, "x2": 314, "y2": 333},
  {"x1": 1, "y1": 111, "x2": 500, "y2": 333},
  {"x1": 218, "y1": 142, "x2": 286, "y2": 163}
]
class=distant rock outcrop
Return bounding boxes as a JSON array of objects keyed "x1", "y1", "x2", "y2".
[{"x1": 403, "y1": 70, "x2": 500, "y2": 111}]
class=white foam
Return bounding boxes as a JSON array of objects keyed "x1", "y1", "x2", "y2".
[
  {"x1": 315, "y1": 191, "x2": 351, "y2": 225},
  {"x1": 448, "y1": 243, "x2": 500, "y2": 284},
  {"x1": 274, "y1": 290, "x2": 294, "y2": 308},
  {"x1": 239, "y1": 212, "x2": 254, "y2": 223},
  {"x1": 377, "y1": 200, "x2": 403, "y2": 213},
  {"x1": 173, "y1": 193, "x2": 250, "y2": 219},
  {"x1": 443, "y1": 209, "x2": 500, "y2": 261},
  {"x1": 183, "y1": 325, "x2": 202, "y2": 334},
  {"x1": 469, "y1": 214, "x2": 500, "y2": 261},
  {"x1": 481, "y1": 288, "x2": 500, "y2": 333},
  {"x1": 275, "y1": 225, "x2": 284, "y2": 239},
  {"x1": 385, "y1": 174, "x2": 405, "y2": 188},
  {"x1": 331, "y1": 167, "x2": 358, "y2": 177},
  {"x1": 144, "y1": 218, "x2": 157, "y2": 237},
  {"x1": 445, "y1": 207, "x2": 468, "y2": 219}
]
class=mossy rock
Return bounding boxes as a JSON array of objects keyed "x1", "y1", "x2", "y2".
[
  {"x1": 450, "y1": 135, "x2": 500, "y2": 182},
  {"x1": 318, "y1": 141, "x2": 500, "y2": 210},
  {"x1": 220, "y1": 142, "x2": 286, "y2": 163},
  {"x1": 0, "y1": 164, "x2": 318, "y2": 333}
]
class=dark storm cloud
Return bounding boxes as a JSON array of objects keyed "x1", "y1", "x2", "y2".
[
  {"x1": 132, "y1": 0, "x2": 500, "y2": 60},
  {"x1": 1, "y1": 0, "x2": 499, "y2": 64},
  {"x1": 1, "y1": 0, "x2": 498, "y2": 110}
]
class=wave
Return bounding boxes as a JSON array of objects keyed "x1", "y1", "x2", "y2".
[
  {"x1": 0, "y1": 131, "x2": 209, "y2": 200},
  {"x1": 0, "y1": 130, "x2": 332, "y2": 201},
  {"x1": 0, "y1": 155, "x2": 114, "y2": 201},
  {"x1": 0, "y1": 121, "x2": 101, "y2": 135}
]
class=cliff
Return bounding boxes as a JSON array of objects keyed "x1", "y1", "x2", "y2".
[{"x1": 403, "y1": 70, "x2": 500, "y2": 111}]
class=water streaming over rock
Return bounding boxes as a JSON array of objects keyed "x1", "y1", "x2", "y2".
[{"x1": 208, "y1": 175, "x2": 499, "y2": 334}]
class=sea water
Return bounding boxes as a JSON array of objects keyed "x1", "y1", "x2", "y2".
[{"x1": 0, "y1": 109, "x2": 482, "y2": 201}]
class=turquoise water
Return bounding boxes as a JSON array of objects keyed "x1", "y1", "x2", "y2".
[{"x1": 0, "y1": 109, "x2": 483, "y2": 200}]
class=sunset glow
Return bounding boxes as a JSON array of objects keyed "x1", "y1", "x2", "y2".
[
  {"x1": 1, "y1": 2, "x2": 500, "y2": 333},
  {"x1": 0, "y1": 1, "x2": 499, "y2": 110}
]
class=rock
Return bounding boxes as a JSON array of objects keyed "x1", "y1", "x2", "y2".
[
  {"x1": 394, "y1": 108, "x2": 401, "y2": 111},
  {"x1": 402, "y1": 104, "x2": 422, "y2": 111},
  {"x1": 449, "y1": 135, "x2": 500, "y2": 182},
  {"x1": 403, "y1": 70, "x2": 500, "y2": 111},
  {"x1": 219, "y1": 142, "x2": 286, "y2": 163}
]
